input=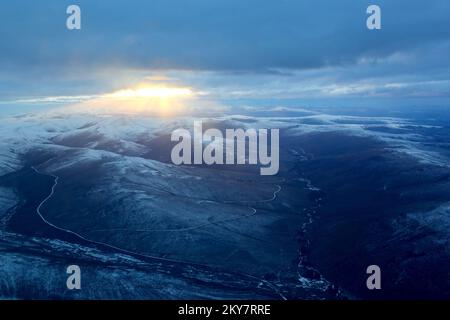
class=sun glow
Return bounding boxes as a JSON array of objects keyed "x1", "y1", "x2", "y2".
[
  {"x1": 62, "y1": 82, "x2": 214, "y2": 117},
  {"x1": 108, "y1": 86, "x2": 193, "y2": 99},
  {"x1": 92, "y1": 84, "x2": 196, "y2": 116}
]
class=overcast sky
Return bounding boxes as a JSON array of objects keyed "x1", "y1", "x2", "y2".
[{"x1": 1, "y1": 0, "x2": 450, "y2": 109}]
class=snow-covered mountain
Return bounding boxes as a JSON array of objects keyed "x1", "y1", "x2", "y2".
[{"x1": 1, "y1": 106, "x2": 450, "y2": 299}]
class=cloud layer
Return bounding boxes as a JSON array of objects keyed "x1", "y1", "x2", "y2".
[{"x1": 1, "y1": 0, "x2": 450, "y2": 106}]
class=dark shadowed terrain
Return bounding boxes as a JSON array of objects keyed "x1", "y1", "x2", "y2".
[{"x1": 1, "y1": 108, "x2": 449, "y2": 299}]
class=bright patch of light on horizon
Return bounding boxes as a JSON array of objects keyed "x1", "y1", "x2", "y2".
[
  {"x1": 92, "y1": 84, "x2": 196, "y2": 116},
  {"x1": 0, "y1": 81, "x2": 224, "y2": 117},
  {"x1": 107, "y1": 86, "x2": 194, "y2": 99}
]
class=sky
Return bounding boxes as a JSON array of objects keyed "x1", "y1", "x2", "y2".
[{"x1": 1, "y1": 0, "x2": 450, "y2": 113}]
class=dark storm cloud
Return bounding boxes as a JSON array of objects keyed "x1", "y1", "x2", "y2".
[
  {"x1": 1, "y1": 0, "x2": 449, "y2": 71},
  {"x1": 0, "y1": 0, "x2": 450, "y2": 101}
]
